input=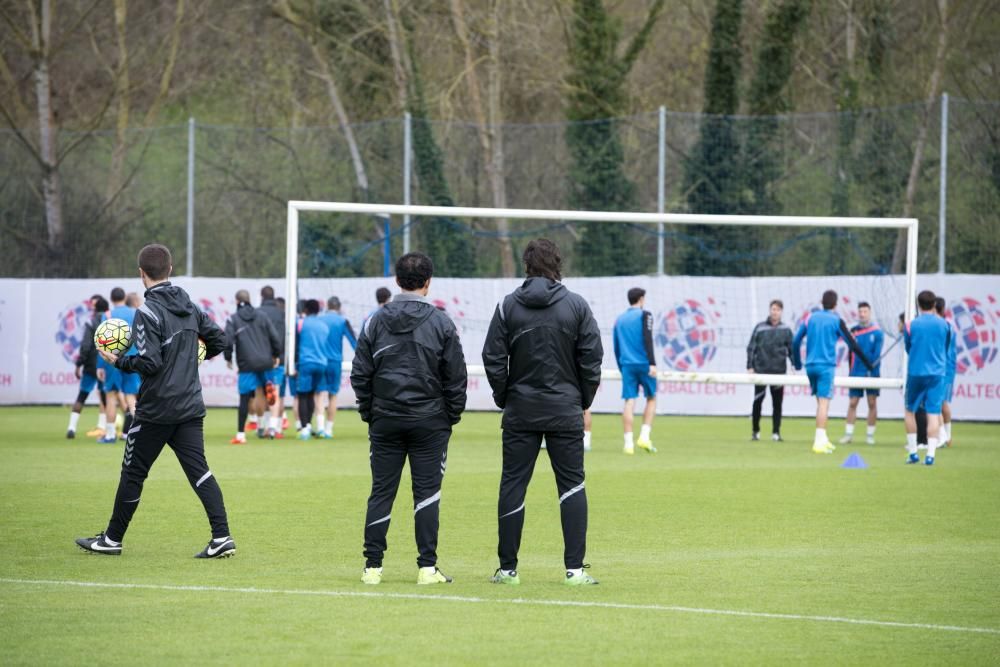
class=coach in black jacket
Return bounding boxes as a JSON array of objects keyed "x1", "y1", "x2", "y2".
[
  {"x1": 745, "y1": 299, "x2": 794, "y2": 441},
  {"x1": 351, "y1": 252, "x2": 467, "y2": 585},
  {"x1": 76, "y1": 243, "x2": 235, "y2": 560},
  {"x1": 482, "y1": 238, "x2": 603, "y2": 586}
]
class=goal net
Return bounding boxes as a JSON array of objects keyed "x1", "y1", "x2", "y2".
[{"x1": 284, "y1": 202, "x2": 917, "y2": 416}]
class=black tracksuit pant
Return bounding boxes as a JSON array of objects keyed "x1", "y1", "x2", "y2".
[
  {"x1": 363, "y1": 416, "x2": 451, "y2": 568},
  {"x1": 497, "y1": 429, "x2": 587, "y2": 571},
  {"x1": 105, "y1": 417, "x2": 230, "y2": 543},
  {"x1": 751, "y1": 385, "x2": 785, "y2": 434}
]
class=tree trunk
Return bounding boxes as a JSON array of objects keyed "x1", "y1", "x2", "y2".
[
  {"x1": 383, "y1": 0, "x2": 409, "y2": 109},
  {"x1": 105, "y1": 0, "x2": 130, "y2": 204},
  {"x1": 32, "y1": 0, "x2": 62, "y2": 250},
  {"x1": 890, "y1": 0, "x2": 949, "y2": 273}
]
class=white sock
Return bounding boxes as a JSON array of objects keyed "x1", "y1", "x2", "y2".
[
  {"x1": 270, "y1": 415, "x2": 280, "y2": 432},
  {"x1": 583, "y1": 431, "x2": 591, "y2": 449},
  {"x1": 567, "y1": 568, "x2": 583, "y2": 577},
  {"x1": 212, "y1": 536, "x2": 230, "y2": 543},
  {"x1": 639, "y1": 424, "x2": 651, "y2": 440},
  {"x1": 68, "y1": 411, "x2": 80, "y2": 432},
  {"x1": 104, "y1": 536, "x2": 120, "y2": 546},
  {"x1": 940, "y1": 423, "x2": 950, "y2": 442},
  {"x1": 866, "y1": 425, "x2": 876, "y2": 437},
  {"x1": 106, "y1": 424, "x2": 116, "y2": 440},
  {"x1": 420, "y1": 566, "x2": 436, "y2": 574},
  {"x1": 317, "y1": 415, "x2": 326, "y2": 432},
  {"x1": 97, "y1": 413, "x2": 107, "y2": 429},
  {"x1": 326, "y1": 420, "x2": 334, "y2": 435},
  {"x1": 814, "y1": 428, "x2": 827, "y2": 444},
  {"x1": 236, "y1": 431, "x2": 245, "y2": 439},
  {"x1": 256, "y1": 416, "x2": 265, "y2": 430},
  {"x1": 844, "y1": 423, "x2": 855, "y2": 436},
  {"x1": 624, "y1": 432, "x2": 634, "y2": 448},
  {"x1": 295, "y1": 420, "x2": 302, "y2": 430},
  {"x1": 501, "y1": 568, "x2": 516, "y2": 576},
  {"x1": 906, "y1": 433, "x2": 918, "y2": 454},
  {"x1": 927, "y1": 437, "x2": 939, "y2": 458}
]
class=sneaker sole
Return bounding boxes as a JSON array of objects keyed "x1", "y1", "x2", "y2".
[
  {"x1": 197, "y1": 549, "x2": 236, "y2": 560},
  {"x1": 76, "y1": 544, "x2": 120, "y2": 556}
]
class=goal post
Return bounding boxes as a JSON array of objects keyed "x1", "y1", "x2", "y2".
[{"x1": 284, "y1": 200, "x2": 918, "y2": 391}]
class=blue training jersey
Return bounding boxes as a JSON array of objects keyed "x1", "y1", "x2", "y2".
[
  {"x1": 110, "y1": 304, "x2": 139, "y2": 357},
  {"x1": 297, "y1": 316, "x2": 330, "y2": 367},
  {"x1": 613, "y1": 307, "x2": 656, "y2": 368},
  {"x1": 849, "y1": 323, "x2": 883, "y2": 376},
  {"x1": 793, "y1": 309, "x2": 847, "y2": 368},
  {"x1": 904, "y1": 313, "x2": 951, "y2": 377},
  {"x1": 319, "y1": 311, "x2": 357, "y2": 364},
  {"x1": 945, "y1": 318, "x2": 958, "y2": 380}
]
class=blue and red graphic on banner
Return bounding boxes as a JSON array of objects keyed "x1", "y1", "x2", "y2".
[
  {"x1": 950, "y1": 296, "x2": 999, "y2": 375},
  {"x1": 656, "y1": 298, "x2": 721, "y2": 371}
]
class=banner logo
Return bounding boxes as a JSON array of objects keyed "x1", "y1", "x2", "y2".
[
  {"x1": 951, "y1": 296, "x2": 999, "y2": 375},
  {"x1": 656, "y1": 298, "x2": 721, "y2": 371},
  {"x1": 55, "y1": 301, "x2": 91, "y2": 364}
]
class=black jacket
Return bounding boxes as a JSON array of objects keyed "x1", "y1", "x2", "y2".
[
  {"x1": 116, "y1": 282, "x2": 228, "y2": 424},
  {"x1": 482, "y1": 277, "x2": 603, "y2": 431},
  {"x1": 350, "y1": 292, "x2": 467, "y2": 425},
  {"x1": 258, "y1": 298, "x2": 286, "y2": 364},
  {"x1": 746, "y1": 319, "x2": 794, "y2": 374},
  {"x1": 76, "y1": 312, "x2": 101, "y2": 377},
  {"x1": 224, "y1": 303, "x2": 281, "y2": 373}
]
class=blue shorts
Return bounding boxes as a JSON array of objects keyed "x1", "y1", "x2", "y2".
[
  {"x1": 806, "y1": 365, "x2": 835, "y2": 400},
  {"x1": 944, "y1": 376, "x2": 955, "y2": 403},
  {"x1": 848, "y1": 387, "x2": 880, "y2": 398},
  {"x1": 267, "y1": 366, "x2": 286, "y2": 397},
  {"x1": 104, "y1": 367, "x2": 140, "y2": 394},
  {"x1": 323, "y1": 364, "x2": 343, "y2": 395},
  {"x1": 287, "y1": 373, "x2": 297, "y2": 397},
  {"x1": 238, "y1": 371, "x2": 269, "y2": 395},
  {"x1": 79, "y1": 372, "x2": 98, "y2": 394},
  {"x1": 621, "y1": 364, "x2": 657, "y2": 400},
  {"x1": 906, "y1": 375, "x2": 945, "y2": 414},
  {"x1": 297, "y1": 363, "x2": 324, "y2": 394}
]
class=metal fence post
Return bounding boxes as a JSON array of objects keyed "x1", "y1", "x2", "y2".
[
  {"x1": 938, "y1": 93, "x2": 948, "y2": 274},
  {"x1": 657, "y1": 106, "x2": 666, "y2": 275},
  {"x1": 186, "y1": 117, "x2": 195, "y2": 276},
  {"x1": 403, "y1": 111, "x2": 412, "y2": 256}
]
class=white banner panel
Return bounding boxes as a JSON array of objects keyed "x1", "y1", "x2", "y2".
[{"x1": 2, "y1": 274, "x2": 998, "y2": 421}]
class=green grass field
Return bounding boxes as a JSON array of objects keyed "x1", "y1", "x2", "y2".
[{"x1": 1, "y1": 407, "x2": 998, "y2": 665}]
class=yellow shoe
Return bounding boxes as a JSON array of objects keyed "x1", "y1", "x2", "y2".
[
  {"x1": 636, "y1": 435, "x2": 657, "y2": 453},
  {"x1": 361, "y1": 567, "x2": 382, "y2": 585},
  {"x1": 416, "y1": 566, "x2": 453, "y2": 585},
  {"x1": 85, "y1": 427, "x2": 106, "y2": 438},
  {"x1": 812, "y1": 442, "x2": 834, "y2": 454},
  {"x1": 623, "y1": 444, "x2": 634, "y2": 455}
]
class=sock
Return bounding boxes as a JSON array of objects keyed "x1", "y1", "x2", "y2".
[
  {"x1": 814, "y1": 428, "x2": 826, "y2": 444},
  {"x1": 68, "y1": 411, "x2": 80, "y2": 432},
  {"x1": 295, "y1": 420, "x2": 302, "y2": 430},
  {"x1": 501, "y1": 568, "x2": 516, "y2": 576},
  {"x1": 212, "y1": 536, "x2": 230, "y2": 543},
  {"x1": 97, "y1": 413, "x2": 107, "y2": 429},
  {"x1": 583, "y1": 431, "x2": 591, "y2": 449},
  {"x1": 940, "y1": 423, "x2": 950, "y2": 442},
  {"x1": 624, "y1": 432, "x2": 634, "y2": 448},
  {"x1": 270, "y1": 415, "x2": 280, "y2": 432},
  {"x1": 927, "y1": 437, "x2": 939, "y2": 459},
  {"x1": 867, "y1": 425, "x2": 876, "y2": 437},
  {"x1": 317, "y1": 415, "x2": 326, "y2": 432},
  {"x1": 256, "y1": 416, "x2": 265, "y2": 431},
  {"x1": 639, "y1": 424, "x2": 651, "y2": 440},
  {"x1": 236, "y1": 431, "x2": 245, "y2": 440},
  {"x1": 106, "y1": 423, "x2": 116, "y2": 440},
  {"x1": 420, "y1": 566, "x2": 436, "y2": 574},
  {"x1": 103, "y1": 535, "x2": 120, "y2": 546},
  {"x1": 566, "y1": 568, "x2": 583, "y2": 577},
  {"x1": 906, "y1": 433, "x2": 917, "y2": 454},
  {"x1": 844, "y1": 423, "x2": 855, "y2": 436}
]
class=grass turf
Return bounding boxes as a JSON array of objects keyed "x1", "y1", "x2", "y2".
[{"x1": 1, "y1": 406, "x2": 998, "y2": 665}]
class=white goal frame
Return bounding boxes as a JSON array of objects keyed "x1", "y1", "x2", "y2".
[{"x1": 284, "y1": 201, "x2": 918, "y2": 390}]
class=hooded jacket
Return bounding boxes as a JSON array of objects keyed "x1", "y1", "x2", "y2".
[
  {"x1": 76, "y1": 312, "x2": 102, "y2": 377},
  {"x1": 350, "y1": 292, "x2": 467, "y2": 425},
  {"x1": 482, "y1": 277, "x2": 603, "y2": 431},
  {"x1": 746, "y1": 318, "x2": 794, "y2": 374},
  {"x1": 258, "y1": 298, "x2": 286, "y2": 364},
  {"x1": 116, "y1": 282, "x2": 228, "y2": 423},
  {"x1": 224, "y1": 302, "x2": 281, "y2": 373}
]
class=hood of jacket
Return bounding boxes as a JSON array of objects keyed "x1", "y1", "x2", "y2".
[
  {"x1": 381, "y1": 293, "x2": 437, "y2": 334},
  {"x1": 512, "y1": 277, "x2": 567, "y2": 309},
  {"x1": 236, "y1": 302, "x2": 257, "y2": 322},
  {"x1": 146, "y1": 282, "x2": 198, "y2": 317}
]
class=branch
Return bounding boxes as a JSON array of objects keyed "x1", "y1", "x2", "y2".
[
  {"x1": 0, "y1": 3, "x2": 33, "y2": 50},
  {"x1": 143, "y1": 0, "x2": 186, "y2": 126},
  {"x1": 620, "y1": 0, "x2": 666, "y2": 75}
]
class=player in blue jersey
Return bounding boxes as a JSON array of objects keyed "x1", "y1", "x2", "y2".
[
  {"x1": 904, "y1": 290, "x2": 952, "y2": 465},
  {"x1": 97, "y1": 287, "x2": 141, "y2": 443},
  {"x1": 935, "y1": 297, "x2": 958, "y2": 448},
  {"x1": 613, "y1": 287, "x2": 657, "y2": 454},
  {"x1": 294, "y1": 299, "x2": 329, "y2": 439},
  {"x1": 840, "y1": 302, "x2": 884, "y2": 445},
  {"x1": 792, "y1": 290, "x2": 873, "y2": 454},
  {"x1": 317, "y1": 296, "x2": 357, "y2": 439}
]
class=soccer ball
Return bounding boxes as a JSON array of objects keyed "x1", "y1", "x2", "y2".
[
  {"x1": 198, "y1": 338, "x2": 207, "y2": 365},
  {"x1": 94, "y1": 318, "x2": 131, "y2": 355}
]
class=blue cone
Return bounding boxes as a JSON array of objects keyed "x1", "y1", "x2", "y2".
[{"x1": 841, "y1": 452, "x2": 868, "y2": 469}]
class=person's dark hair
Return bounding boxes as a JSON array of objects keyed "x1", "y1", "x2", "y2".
[
  {"x1": 395, "y1": 252, "x2": 434, "y2": 291},
  {"x1": 93, "y1": 296, "x2": 109, "y2": 313},
  {"x1": 899, "y1": 312, "x2": 905, "y2": 323},
  {"x1": 821, "y1": 289, "x2": 838, "y2": 310},
  {"x1": 934, "y1": 296, "x2": 946, "y2": 315},
  {"x1": 295, "y1": 299, "x2": 306, "y2": 314},
  {"x1": 305, "y1": 299, "x2": 321, "y2": 315},
  {"x1": 376, "y1": 287, "x2": 391, "y2": 305},
  {"x1": 138, "y1": 244, "x2": 172, "y2": 281},
  {"x1": 858, "y1": 301, "x2": 871, "y2": 310},
  {"x1": 327, "y1": 296, "x2": 341, "y2": 310},
  {"x1": 90, "y1": 293, "x2": 103, "y2": 303},
  {"x1": 276, "y1": 297, "x2": 286, "y2": 307},
  {"x1": 917, "y1": 290, "x2": 936, "y2": 311},
  {"x1": 627, "y1": 287, "x2": 646, "y2": 305},
  {"x1": 235, "y1": 289, "x2": 251, "y2": 305},
  {"x1": 523, "y1": 238, "x2": 562, "y2": 281},
  {"x1": 261, "y1": 285, "x2": 275, "y2": 301},
  {"x1": 769, "y1": 299, "x2": 784, "y2": 310},
  {"x1": 110, "y1": 287, "x2": 126, "y2": 302}
]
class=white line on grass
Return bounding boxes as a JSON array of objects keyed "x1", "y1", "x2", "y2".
[{"x1": 2, "y1": 577, "x2": 998, "y2": 636}]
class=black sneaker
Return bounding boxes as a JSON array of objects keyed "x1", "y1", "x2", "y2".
[
  {"x1": 66, "y1": 430, "x2": 75, "y2": 439},
  {"x1": 195, "y1": 536, "x2": 236, "y2": 559},
  {"x1": 750, "y1": 432, "x2": 760, "y2": 441},
  {"x1": 76, "y1": 532, "x2": 121, "y2": 555}
]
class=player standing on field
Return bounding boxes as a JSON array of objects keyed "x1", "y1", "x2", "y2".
[
  {"x1": 351, "y1": 252, "x2": 467, "y2": 585},
  {"x1": 317, "y1": 296, "x2": 357, "y2": 439},
  {"x1": 792, "y1": 290, "x2": 872, "y2": 454},
  {"x1": 483, "y1": 239, "x2": 603, "y2": 586},
  {"x1": 840, "y1": 302, "x2": 884, "y2": 445},
  {"x1": 224, "y1": 290, "x2": 281, "y2": 444},
  {"x1": 294, "y1": 299, "x2": 329, "y2": 439},
  {"x1": 66, "y1": 295, "x2": 109, "y2": 439},
  {"x1": 613, "y1": 288, "x2": 658, "y2": 454},
  {"x1": 904, "y1": 290, "x2": 951, "y2": 465},
  {"x1": 935, "y1": 297, "x2": 957, "y2": 447},
  {"x1": 745, "y1": 299, "x2": 793, "y2": 442},
  {"x1": 97, "y1": 287, "x2": 140, "y2": 443},
  {"x1": 259, "y1": 286, "x2": 287, "y2": 438},
  {"x1": 76, "y1": 243, "x2": 235, "y2": 558}
]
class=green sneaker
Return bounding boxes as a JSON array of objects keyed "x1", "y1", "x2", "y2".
[
  {"x1": 490, "y1": 568, "x2": 521, "y2": 585},
  {"x1": 564, "y1": 566, "x2": 599, "y2": 586},
  {"x1": 361, "y1": 567, "x2": 382, "y2": 585},
  {"x1": 417, "y1": 566, "x2": 453, "y2": 585}
]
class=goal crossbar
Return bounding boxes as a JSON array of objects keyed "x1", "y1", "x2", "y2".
[{"x1": 285, "y1": 201, "x2": 919, "y2": 388}]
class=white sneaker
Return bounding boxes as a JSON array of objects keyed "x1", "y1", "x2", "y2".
[
  {"x1": 839, "y1": 434, "x2": 853, "y2": 444},
  {"x1": 866, "y1": 436, "x2": 876, "y2": 445}
]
